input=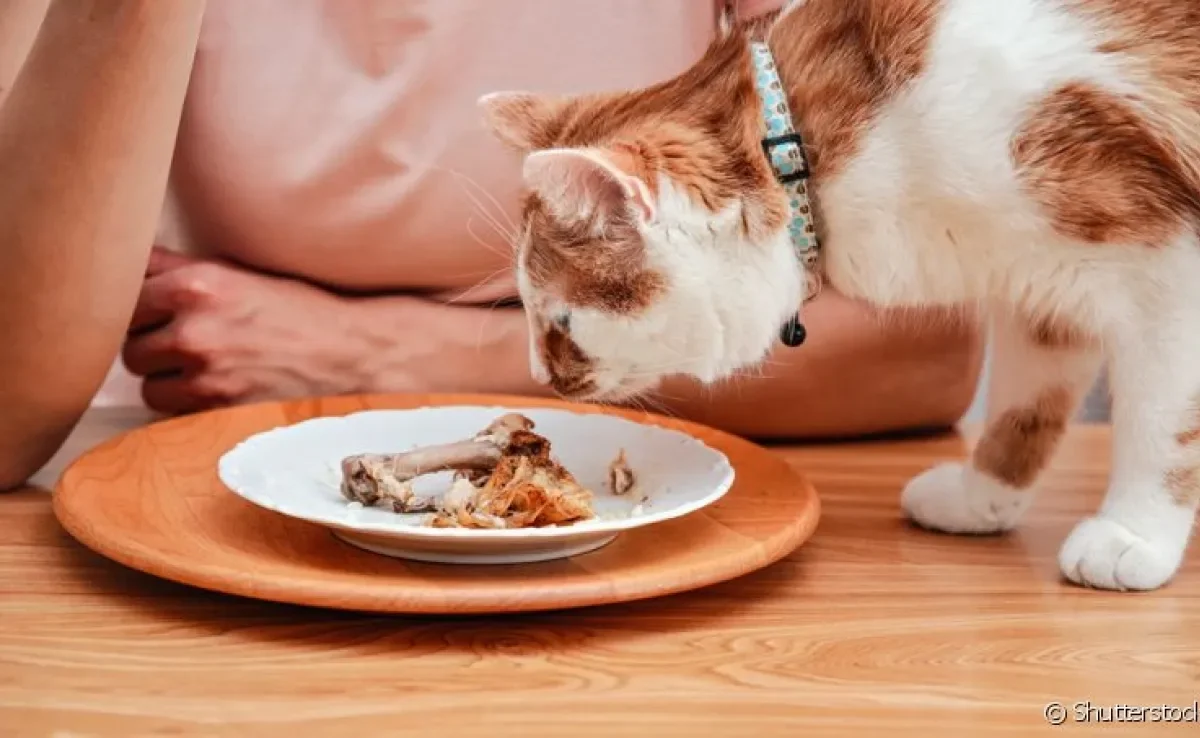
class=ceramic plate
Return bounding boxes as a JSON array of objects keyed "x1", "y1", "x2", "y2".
[{"x1": 217, "y1": 404, "x2": 735, "y2": 564}]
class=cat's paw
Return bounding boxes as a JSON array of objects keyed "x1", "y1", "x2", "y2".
[
  {"x1": 1058, "y1": 517, "x2": 1183, "y2": 591},
  {"x1": 901, "y1": 462, "x2": 1031, "y2": 534}
]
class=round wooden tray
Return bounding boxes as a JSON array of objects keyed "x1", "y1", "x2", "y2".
[{"x1": 52, "y1": 393, "x2": 821, "y2": 615}]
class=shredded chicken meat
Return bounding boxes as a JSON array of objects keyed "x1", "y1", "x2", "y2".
[
  {"x1": 607, "y1": 449, "x2": 636, "y2": 496},
  {"x1": 339, "y1": 413, "x2": 595, "y2": 529}
]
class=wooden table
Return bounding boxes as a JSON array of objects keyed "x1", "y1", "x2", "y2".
[{"x1": 2, "y1": 409, "x2": 1197, "y2": 737}]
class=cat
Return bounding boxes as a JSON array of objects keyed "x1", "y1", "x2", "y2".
[{"x1": 476, "y1": 0, "x2": 1200, "y2": 592}]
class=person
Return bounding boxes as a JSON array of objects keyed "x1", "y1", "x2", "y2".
[{"x1": 0, "y1": 0, "x2": 983, "y2": 490}]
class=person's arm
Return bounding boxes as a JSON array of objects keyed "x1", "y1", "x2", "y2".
[
  {"x1": 0, "y1": 0, "x2": 50, "y2": 106},
  {"x1": 113, "y1": 249, "x2": 982, "y2": 436},
  {"x1": 734, "y1": 0, "x2": 789, "y2": 20},
  {"x1": 0, "y1": 0, "x2": 207, "y2": 490},
  {"x1": 346, "y1": 292, "x2": 985, "y2": 440},
  {"x1": 657, "y1": 295, "x2": 985, "y2": 439}
]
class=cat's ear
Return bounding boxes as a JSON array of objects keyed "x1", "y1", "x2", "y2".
[
  {"x1": 523, "y1": 148, "x2": 656, "y2": 225},
  {"x1": 477, "y1": 91, "x2": 568, "y2": 152}
]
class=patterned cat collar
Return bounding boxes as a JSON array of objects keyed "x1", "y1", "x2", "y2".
[{"x1": 750, "y1": 40, "x2": 821, "y2": 348}]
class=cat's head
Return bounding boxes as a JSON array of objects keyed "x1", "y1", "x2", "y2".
[{"x1": 478, "y1": 36, "x2": 806, "y2": 401}]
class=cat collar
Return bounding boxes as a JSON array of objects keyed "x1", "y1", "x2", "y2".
[{"x1": 749, "y1": 40, "x2": 821, "y2": 347}]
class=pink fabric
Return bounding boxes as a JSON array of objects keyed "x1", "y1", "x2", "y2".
[{"x1": 96, "y1": 0, "x2": 780, "y2": 406}]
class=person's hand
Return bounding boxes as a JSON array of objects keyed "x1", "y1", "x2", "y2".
[{"x1": 122, "y1": 247, "x2": 375, "y2": 414}]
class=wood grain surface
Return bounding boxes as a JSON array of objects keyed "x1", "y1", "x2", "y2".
[
  {"x1": 49, "y1": 394, "x2": 820, "y2": 614},
  {"x1": 2, "y1": 409, "x2": 1199, "y2": 737}
]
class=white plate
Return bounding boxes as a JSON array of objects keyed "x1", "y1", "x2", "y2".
[{"x1": 217, "y1": 405, "x2": 735, "y2": 564}]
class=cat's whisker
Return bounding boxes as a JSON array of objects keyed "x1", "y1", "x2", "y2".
[
  {"x1": 738, "y1": 361, "x2": 778, "y2": 380},
  {"x1": 460, "y1": 193, "x2": 518, "y2": 250},
  {"x1": 618, "y1": 355, "x2": 706, "y2": 375},
  {"x1": 441, "y1": 222, "x2": 516, "y2": 305},
  {"x1": 646, "y1": 386, "x2": 688, "y2": 403},
  {"x1": 431, "y1": 165, "x2": 521, "y2": 255},
  {"x1": 445, "y1": 262, "x2": 513, "y2": 306},
  {"x1": 639, "y1": 393, "x2": 683, "y2": 419},
  {"x1": 471, "y1": 295, "x2": 512, "y2": 353},
  {"x1": 450, "y1": 168, "x2": 521, "y2": 239},
  {"x1": 464, "y1": 195, "x2": 519, "y2": 250},
  {"x1": 617, "y1": 368, "x2": 687, "y2": 380},
  {"x1": 622, "y1": 393, "x2": 673, "y2": 421},
  {"x1": 626, "y1": 395, "x2": 651, "y2": 417},
  {"x1": 433, "y1": 165, "x2": 521, "y2": 245},
  {"x1": 464, "y1": 218, "x2": 514, "y2": 260},
  {"x1": 456, "y1": 184, "x2": 516, "y2": 247}
]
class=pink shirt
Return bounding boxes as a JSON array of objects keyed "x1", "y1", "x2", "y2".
[{"x1": 97, "y1": 0, "x2": 780, "y2": 405}]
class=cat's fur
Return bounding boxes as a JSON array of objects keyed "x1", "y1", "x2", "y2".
[{"x1": 478, "y1": 0, "x2": 1200, "y2": 591}]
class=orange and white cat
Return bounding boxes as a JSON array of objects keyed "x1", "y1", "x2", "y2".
[{"x1": 478, "y1": 0, "x2": 1200, "y2": 592}]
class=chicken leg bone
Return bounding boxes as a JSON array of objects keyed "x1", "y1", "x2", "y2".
[{"x1": 339, "y1": 413, "x2": 536, "y2": 510}]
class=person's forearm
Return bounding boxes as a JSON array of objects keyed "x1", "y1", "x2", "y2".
[
  {"x1": 654, "y1": 295, "x2": 985, "y2": 439},
  {"x1": 349, "y1": 293, "x2": 984, "y2": 439},
  {"x1": 736, "y1": 0, "x2": 788, "y2": 20},
  {"x1": 0, "y1": 0, "x2": 207, "y2": 489},
  {"x1": 347, "y1": 296, "x2": 555, "y2": 398}
]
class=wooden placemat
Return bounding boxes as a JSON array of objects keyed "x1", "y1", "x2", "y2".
[{"x1": 52, "y1": 393, "x2": 820, "y2": 615}]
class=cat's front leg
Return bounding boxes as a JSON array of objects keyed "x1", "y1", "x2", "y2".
[
  {"x1": 1058, "y1": 307, "x2": 1200, "y2": 591},
  {"x1": 902, "y1": 312, "x2": 1100, "y2": 534}
]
